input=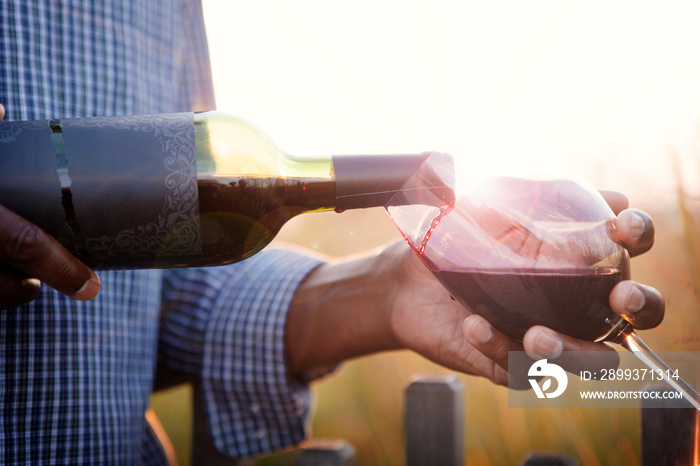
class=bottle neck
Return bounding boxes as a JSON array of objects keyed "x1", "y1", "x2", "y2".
[
  {"x1": 276, "y1": 154, "x2": 337, "y2": 213},
  {"x1": 194, "y1": 112, "x2": 454, "y2": 213},
  {"x1": 332, "y1": 152, "x2": 455, "y2": 211},
  {"x1": 275, "y1": 152, "x2": 456, "y2": 213}
]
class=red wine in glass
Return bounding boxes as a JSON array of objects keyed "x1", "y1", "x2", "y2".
[
  {"x1": 387, "y1": 167, "x2": 700, "y2": 410},
  {"x1": 432, "y1": 267, "x2": 629, "y2": 342}
]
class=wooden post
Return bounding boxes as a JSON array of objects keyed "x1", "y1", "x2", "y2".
[
  {"x1": 519, "y1": 452, "x2": 578, "y2": 465},
  {"x1": 295, "y1": 439, "x2": 357, "y2": 466},
  {"x1": 641, "y1": 385, "x2": 698, "y2": 466},
  {"x1": 404, "y1": 375, "x2": 464, "y2": 466}
]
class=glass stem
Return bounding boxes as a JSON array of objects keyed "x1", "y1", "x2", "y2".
[{"x1": 615, "y1": 326, "x2": 700, "y2": 411}]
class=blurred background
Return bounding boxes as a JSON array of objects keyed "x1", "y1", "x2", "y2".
[{"x1": 151, "y1": 1, "x2": 700, "y2": 464}]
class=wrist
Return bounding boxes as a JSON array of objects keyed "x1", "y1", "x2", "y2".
[{"x1": 284, "y1": 245, "x2": 403, "y2": 381}]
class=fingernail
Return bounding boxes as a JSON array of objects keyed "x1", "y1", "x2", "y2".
[
  {"x1": 72, "y1": 276, "x2": 101, "y2": 300},
  {"x1": 625, "y1": 284, "x2": 646, "y2": 313},
  {"x1": 533, "y1": 330, "x2": 563, "y2": 359},
  {"x1": 469, "y1": 318, "x2": 493, "y2": 344},
  {"x1": 629, "y1": 212, "x2": 645, "y2": 240}
]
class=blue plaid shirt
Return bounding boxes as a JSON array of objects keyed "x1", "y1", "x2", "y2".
[{"x1": 0, "y1": 1, "x2": 322, "y2": 463}]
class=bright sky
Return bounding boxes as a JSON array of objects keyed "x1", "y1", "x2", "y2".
[{"x1": 202, "y1": 0, "x2": 700, "y2": 207}]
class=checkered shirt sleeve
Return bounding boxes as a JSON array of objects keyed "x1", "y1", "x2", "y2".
[{"x1": 160, "y1": 248, "x2": 324, "y2": 457}]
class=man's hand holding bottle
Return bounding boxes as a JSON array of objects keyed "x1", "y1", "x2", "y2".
[{"x1": 0, "y1": 103, "x2": 100, "y2": 308}]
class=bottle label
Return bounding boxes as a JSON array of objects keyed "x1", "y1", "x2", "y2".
[{"x1": 0, "y1": 113, "x2": 202, "y2": 268}]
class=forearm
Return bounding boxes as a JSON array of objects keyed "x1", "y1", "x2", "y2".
[{"x1": 285, "y1": 246, "x2": 404, "y2": 380}]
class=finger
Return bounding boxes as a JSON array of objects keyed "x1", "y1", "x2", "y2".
[
  {"x1": 599, "y1": 189, "x2": 654, "y2": 256},
  {"x1": 609, "y1": 280, "x2": 665, "y2": 329},
  {"x1": 0, "y1": 205, "x2": 100, "y2": 301},
  {"x1": 463, "y1": 314, "x2": 521, "y2": 368},
  {"x1": 462, "y1": 314, "x2": 530, "y2": 388},
  {"x1": 615, "y1": 209, "x2": 655, "y2": 257},
  {"x1": 523, "y1": 326, "x2": 620, "y2": 374},
  {"x1": 0, "y1": 264, "x2": 42, "y2": 308},
  {"x1": 599, "y1": 190, "x2": 629, "y2": 215}
]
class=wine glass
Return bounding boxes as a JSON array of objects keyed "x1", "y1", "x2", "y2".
[{"x1": 386, "y1": 152, "x2": 700, "y2": 410}]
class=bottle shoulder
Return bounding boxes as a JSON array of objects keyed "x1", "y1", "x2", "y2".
[{"x1": 194, "y1": 112, "x2": 333, "y2": 180}]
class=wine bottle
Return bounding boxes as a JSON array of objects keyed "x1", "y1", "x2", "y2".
[{"x1": 0, "y1": 112, "x2": 454, "y2": 269}]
